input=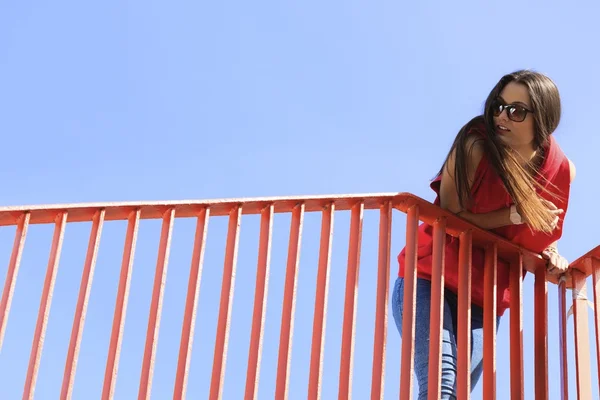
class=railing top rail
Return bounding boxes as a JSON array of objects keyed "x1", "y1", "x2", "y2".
[
  {"x1": 568, "y1": 244, "x2": 600, "y2": 277},
  {"x1": 0, "y1": 192, "x2": 400, "y2": 226},
  {"x1": 0, "y1": 192, "x2": 586, "y2": 285}
]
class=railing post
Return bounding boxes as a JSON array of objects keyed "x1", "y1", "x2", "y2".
[
  {"x1": 0, "y1": 212, "x2": 30, "y2": 352},
  {"x1": 102, "y1": 209, "x2": 140, "y2": 400},
  {"x1": 534, "y1": 263, "x2": 549, "y2": 400},
  {"x1": 592, "y1": 257, "x2": 600, "y2": 394},
  {"x1": 210, "y1": 206, "x2": 243, "y2": 400},
  {"x1": 23, "y1": 212, "x2": 68, "y2": 400},
  {"x1": 338, "y1": 202, "x2": 364, "y2": 400},
  {"x1": 371, "y1": 201, "x2": 392, "y2": 400},
  {"x1": 139, "y1": 208, "x2": 176, "y2": 400},
  {"x1": 174, "y1": 207, "x2": 210, "y2": 400},
  {"x1": 571, "y1": 268, "x2": 593, "y2": 400},
  {"x1": 62, "y1": 210, "x2": 105, "y2": 400},
  {"x1": 457, "y1": 230, "x2": 472, "y2": 400},
  {"x1": 308, "y1": 204, "x2": 334, "y2": 400},
  {"x1": 399, "y1": 205, "x2": 419, "y2": 400},
  {"x1": 509, "y1": 254, "x2": 524, "y2": 400},
  {"x1": 483, "y1": 244, "x2": 497, "y2": 400},
  {"x1": 558, "y1": 276, "x2": 569, "y2": 400},
  {"x1": 245, "y1": 205, "x2": 274, "y2": 400},
  {"x1": 276, "y1": 203, "x2": 305, "y2": 400},
  {"x1": 426, "y1": 217, "x2": 446, "y2": 400}
]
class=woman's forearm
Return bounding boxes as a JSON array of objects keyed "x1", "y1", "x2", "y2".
[{"x1": 455, "y1": 208, "x2": 512, "y2": 230}]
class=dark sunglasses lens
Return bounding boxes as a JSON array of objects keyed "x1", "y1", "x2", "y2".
[
  {"x1": 508, "y1": 106, "x2": 527, "y2": 122},
  {"x1": 491, "y1": 100, "x2": 503, "y2": 116}
]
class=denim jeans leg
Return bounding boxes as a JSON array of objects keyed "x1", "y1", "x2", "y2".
[
  {"x1": 392, "y1": 277, "x2": 458, "y2": 400},
  {"x1": 467, "y1": 303, "x2": 501, "y2": 392}
]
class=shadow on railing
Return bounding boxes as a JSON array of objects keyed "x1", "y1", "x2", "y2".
[{"x1": 0, "y1": 193, "x2": 596, "y2": 399}]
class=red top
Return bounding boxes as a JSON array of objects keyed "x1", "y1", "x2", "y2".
[{"x1": 397, "y1": 122, "x2": 572, "y2": 315}]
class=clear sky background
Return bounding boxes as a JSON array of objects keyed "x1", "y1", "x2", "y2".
[{"x1": 1, "y1": 1, "x2": 599, "y2": 399}]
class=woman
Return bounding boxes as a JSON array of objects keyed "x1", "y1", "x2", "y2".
[{"x1": 393, "y1": 70, "x2": 575, "y2": 398}]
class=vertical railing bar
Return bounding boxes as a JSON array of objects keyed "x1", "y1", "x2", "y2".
[
  {"x1": 244, "y1": 204, "x2": 274, "y2": 400},
  {"x1": 174, "y1": 208, "x2": 210, "y2": 400},
  {"x1": 426, "y1": 217, "x2": 446, "y2": 400},
  {"x1": 23, "y1": 212, "x2": 68, "y2": 400},
  {"x1": 558, "y1": 275, "x2": 569, "y2": 400},
  {"x1": 0, "y1": 212, "x2": 30, "y2": 351},
  {"x1": 138, "y1": 208, "x2": 176, "y2": 400},
  {"x1": 592, "y1": 258, "x2": 600, "y2": 394},
  {"x1": 102, "y1": 209, "x2": 141, "y2": 400},
  {"x1": 399, "y1": 205, "x2": 418, "y2": 400},
  {"x1": 209, "y1": 205, "x2": 243, "y2": 400},
  {"x1": 61, "y1": 209, "x2": 105, "y2": 400},
  {"x1": 308, "y1": 203, "x2": 334, "y2": 400},
  {"x1": 456, "y1": 230, "x2": 472, "y2": 400},
  {"x1": 509, "y1": 253, "x2": 524, "y2": 400},
  {"x1": 275, "y1": 203, "x2": 305, "y2": 400},
  {"x1": 534, "y1": 264, "x2": 549, "y2": 399},
  {"x1": 371, "y1": 201, "x2": 392, "y2": 400},
  {"x1": 483, "y1": 243, "x2": 497, "y2": 400},
  {"x1": 571, "y1": 268, "x2": 593, "y2": 400},
  {"x1": 338, "y1": 201, "x2": 364, "y2": 400}
]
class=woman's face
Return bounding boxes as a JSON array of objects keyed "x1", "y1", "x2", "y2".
[{"x1": 492, "y1": 82, "x2": 536, "y2": 150}]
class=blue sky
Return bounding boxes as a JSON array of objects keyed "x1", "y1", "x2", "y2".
[{"x1": 1, "y1": 1, "x2": 599, "y2": 399}]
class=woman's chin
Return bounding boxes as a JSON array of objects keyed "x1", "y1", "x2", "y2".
[{"x1": 497, "y1": 134, "x2": 512, "y2": 145}]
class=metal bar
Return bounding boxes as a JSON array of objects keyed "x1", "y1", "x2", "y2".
[
  {"x1": 139, "y1": 208, "x2": 176, "y2": 399},
  {"x1": 483, "y1": 244, "x2": 497, "y2": 400},
  {"x1": 456, "y1": 230, "x2": 472, "y2": 400},
  {"x1": 23, "y1": 212, "x2": 68, "y2": 400},
  {"x1": 244, "y1": 205, "x2": 274, "y2": 400},
  {"x1": 275, "y1": 204, "x2": 305, "y2": 400},
  {"x1": 571, "y1": 268, "x2": 592, "y2": 400},
  {"x1": 534, "y1": 264, "x2": 548, "y2": 400},
  {"x1": 174, "y1": 208, "x2": 210, "y2": 400},
  {"x1": 371, "y1": 202, "x2": 392, "y2": 400},
  {"x1": 308, "y1": 204, "x2": 334, "y2": 400},
  {"x1": 593, "y1": 258, "x2": 600, "y2": 394},
  {"x1": 61, "y1": 210, "x2": 105, "y2": 400},
  {"x1": 0, "y1": 212, "x2": 30, "y2": 350},
  {"x1": 558, "y1": 277, "x2": 569, "y2": 400},
  {"x1": 0, "y1": 193, "x2": 400, "y2": 226},
  {"x1": 102, "y1": 209, "x2": 141, "y2": 400},
  {"x1": 427, "y1": 217, "x2": 446, "y2": 400},
  {"x1": 209, "y1": 206, "x2": 242, "y2": 400},
  {"x1": 399, "y1": 205, "x2": 419, "y2": 400},
  {"x1": 509, "y1": 254, "x2": 524, "y2": 400},
  {"x1": 338, "y1": 202, "x2": 364, "y2": 400}
]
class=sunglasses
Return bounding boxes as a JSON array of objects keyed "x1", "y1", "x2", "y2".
[{"x1": 491, "y1": 98, "x2": 533, "y2": 122}]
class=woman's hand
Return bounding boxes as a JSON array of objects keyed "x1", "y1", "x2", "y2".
[
  {"x1": 541, "y1": 246, "x2": 569, "y2": 275},
  {"x1": 541, "y1": 199, "x2": 564, "y2": 230}
]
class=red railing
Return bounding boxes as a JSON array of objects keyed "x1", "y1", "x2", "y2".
[{"x1": 0, "y1": 193, "x2": 596, "y2": 399}]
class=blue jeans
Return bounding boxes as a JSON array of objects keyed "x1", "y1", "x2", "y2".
[{"x1": 392, "y1": 277, "x2": 499, "y2": 399}]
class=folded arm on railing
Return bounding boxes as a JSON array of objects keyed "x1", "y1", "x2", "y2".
[{"x1": 393, "y1": 192, "x2": 588, "y2": 287}]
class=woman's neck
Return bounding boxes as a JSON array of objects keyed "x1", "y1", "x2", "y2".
[{"x1": 511, "y1": 143, "x2": 538, "y2": 167}]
